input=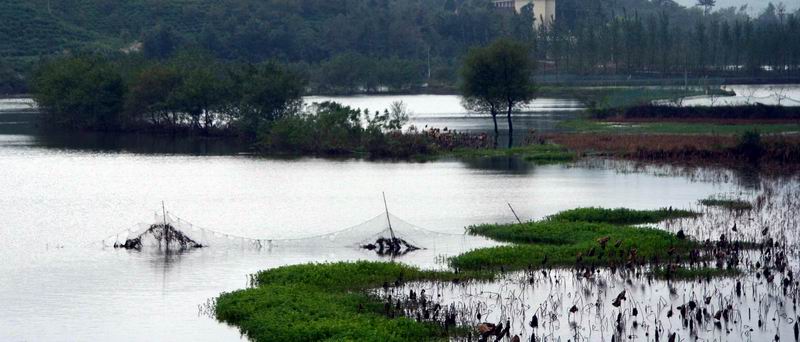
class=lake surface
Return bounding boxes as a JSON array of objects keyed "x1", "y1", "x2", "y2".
[
  {"x1": 682, "y1": 84, "x2": 800, "y2": 107},
  {"x1": 0, "y1": 93, "x2": 793, "y2": 341}
]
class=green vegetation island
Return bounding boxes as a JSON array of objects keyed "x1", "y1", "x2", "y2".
[{"x1": 215, "y1": 206, "x2": 753, "y2": 341}]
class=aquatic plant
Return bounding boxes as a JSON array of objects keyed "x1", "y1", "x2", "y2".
[
  {"x1": 453, "y1": 221, "x2": 696, "y2": 271},
  {"x1": 699, "y1": 197, "x2": 753, "y2": 211},
  {"x1": 547, "y1": 207, "x2": 699, "y2": 225},
  {"x1": 215, "y1": 261, "x2": 493, "y2": 341},
  {"x1": 449, "y1": 144, "x2": 577, "y2": 164},
  {"x1": 649, "y1": 266, "x2": 742, "y2": 280}
]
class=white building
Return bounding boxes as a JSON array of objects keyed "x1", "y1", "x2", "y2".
[{"x1": 493, "y1": 0, "x2": 555, "y2": 28}]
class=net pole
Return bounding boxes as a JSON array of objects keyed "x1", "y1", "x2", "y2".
[
  {"x1": 162, "y1": 201, "x2": 169, "y2": 251},
  {"x1": 508, "y1": 202, "x2": 523, "y2": 224},
  {"x1": 383, "y1": 192, "x2": 397, "y2": 241}
]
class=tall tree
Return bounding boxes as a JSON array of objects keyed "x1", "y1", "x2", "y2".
[
  {"x1": 697, "y1": 0, "x2": 716, "y2": 15},
  {"x1": 460, "y1": 38, "x2": 535, "y2": 148}
]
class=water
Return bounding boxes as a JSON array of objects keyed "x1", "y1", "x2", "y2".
[
  {"x1": 0, "y1": 93, "x2": 793, "y2": 341},
  {"x1": 0, "y1": 94, "x2": 583, "y2": 153},
  {"x1": 386, "y1": 177, "x2": 800, "y2": 341},
  {"x1": 308, "y1": 94, "x2": 584, "y2": 143},
  {"x1": 682, "y1": 84, "x2": 800, "y2": 107}
]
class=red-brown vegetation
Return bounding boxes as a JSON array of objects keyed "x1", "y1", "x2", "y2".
[{"x1": 546, "y1": 133, "x2": 800, "y2": 171}]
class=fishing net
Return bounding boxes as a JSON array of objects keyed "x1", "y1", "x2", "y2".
[{"x1": 104, "y1": 211, "x2": 467, "y2": 256}]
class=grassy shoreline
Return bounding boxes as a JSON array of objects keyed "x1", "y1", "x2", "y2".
[{"x1": 215, "y1": 262, "x2": 493, "y2": 341}]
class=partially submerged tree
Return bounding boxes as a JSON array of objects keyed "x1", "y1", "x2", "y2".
[
  {"x1": 460, "y1": 38, "x2": 536, "y2": 148},
  {"x1": 237, "y1": 62, "x2": 306, "y2": 136},
  {"x1": 32, "y1": 56, "x2": 126, "y2": 130}
]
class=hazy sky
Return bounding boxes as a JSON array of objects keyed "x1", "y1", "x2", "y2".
[{"x1": 674, "y1": 0, "x2": 799, "y2": 14}]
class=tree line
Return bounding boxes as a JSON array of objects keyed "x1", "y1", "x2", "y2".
[
  {"x1": 536, "y1": 2, "x2": 800, "y2": 78},
  {"x1": 11, "y1": 0, "x2": 798, "y2": 94},
  {"x1": 31, "y1": 53, "x2": 486, "y2": 158},
  {"x1": 31, "y1": 53, "x2": 304, "y2": 136}
]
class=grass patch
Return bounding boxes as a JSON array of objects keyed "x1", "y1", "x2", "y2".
[
  {"x1": 699, "y1": 198, "x2": 753, "y2": 211},
  {"x1": 452, "y1": 220, "x2": 695, "y2": 271},
  {"x1": 560, "y1": 118, "x2": 800, "y2": 135},
  {"x1": 650, "y1": 266, "x2": 742, "y2": 280},
  {"x1": 215, "y1": 261, "x2": 492, "y2": 342},
  {"x1": 538, "y1": 86, "x2": 724, "y2": 109},
  {"x1": 449, "y1": 144, "x2": 577, "y2": 164},
  {"x1": 547, "y1": 207, "x2": 699, "y2": 225}
]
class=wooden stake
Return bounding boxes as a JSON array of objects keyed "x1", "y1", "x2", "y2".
[
  {"x1": 162, "y1": 201, "x2": 169, "y2": 250},
  {"x1": 508, "y1": 202, "x2": 523, "y2": 224},
  {"x1": 383, "y1": 192, "x2": 397, "y2": 241}
]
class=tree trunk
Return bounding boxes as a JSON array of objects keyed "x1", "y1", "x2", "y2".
[
  {"x1": 491, "y1": 111, "x2": 499, "y2": 149},
  {"x1": 506, "y1": 102, "x2": 514, "y2": 148}
]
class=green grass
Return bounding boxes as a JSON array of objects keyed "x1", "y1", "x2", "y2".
[
  {"x1": 560, "y1": 118, "x2": 800, "y2": 135},
  {"x1": 547, "y1": 207, "x2": 699, "y2": 225},
  {"x1": 452, "y1": 220, "x2": 695, "y2": 271},
  {"x1": 215, "y1": 261, "x2": 492, "y2": 342},
  {"x1": 538, "y1": 86, "x2": 727, "y2": 109},
  {"x1": 699, "y1": 198, "x2": 753, "y2": 211},
  {"x1": 650, "y1": 266, "x2": 742, "y2": 280},
  {"x1": 451, "y1": 207, "x2": 701, "y2": 271},
  {"x1": 449, "y1": 144, "x2": 577, "y2": 164}
]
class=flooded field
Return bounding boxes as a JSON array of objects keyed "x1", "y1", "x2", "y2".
[
  {"x1": 378, "y1": 168, "x2": 800, "y2": 341},
  {"x1": 1, "y1": 92, "x2": 798, "y2": 341}
]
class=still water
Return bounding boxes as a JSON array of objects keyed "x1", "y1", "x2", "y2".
[
  {"x1": 683, "y1": 84, "x2": 800, "y2": 107},
  {"x1": 0, "y1": 94, "x2": 783, "y2": 341}
]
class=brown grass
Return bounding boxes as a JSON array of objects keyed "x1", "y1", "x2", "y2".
[
  {"x1": 546, "y1": 133, "x2": 800, "y2": 172},
  {"x1": 605, "y1": 117, "x2": 800, "y2": 124}
]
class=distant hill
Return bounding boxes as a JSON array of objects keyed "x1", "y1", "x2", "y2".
[
  {"x1": 0, "y1": 0, "x2": 115, "y2": 58},
  {"x1": 1, "y1": 0, "x2": 797, "y2": 94}
]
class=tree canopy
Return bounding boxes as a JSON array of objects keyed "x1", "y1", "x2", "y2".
[
  {"x1": 33, "y1": 54, "x2": 305, "y2": 135},
  {"x1": 461, "y1": 38, "x2": 535, "y2": 148}
]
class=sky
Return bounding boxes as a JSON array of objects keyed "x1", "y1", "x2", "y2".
[{"x1": 674, "y1": 0, "x2": 799, "y2": 15}]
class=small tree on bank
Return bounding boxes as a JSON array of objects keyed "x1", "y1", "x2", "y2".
[{"x1": 460, "y1": 38, "x2": 535, "y2": 148}]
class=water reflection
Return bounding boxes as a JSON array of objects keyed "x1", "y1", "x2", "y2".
[
  {"x1": 33, "y1": 129, "x2": 248, "y2": 155},
  {"x1": 459, "y1": 156, "x2": 538, "y2": 175}
]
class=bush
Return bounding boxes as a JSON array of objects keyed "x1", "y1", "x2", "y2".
[
  {"x1": 735, "y1": 130, "x2": 764, "y2": 163},
  {"x1": 258, "y1": 101, "x2": 436, "y2": 158}
]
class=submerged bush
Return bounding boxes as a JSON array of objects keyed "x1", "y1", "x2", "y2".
[{"x1": 32, "y1": 55, "x2": 126, "y2": 130}]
